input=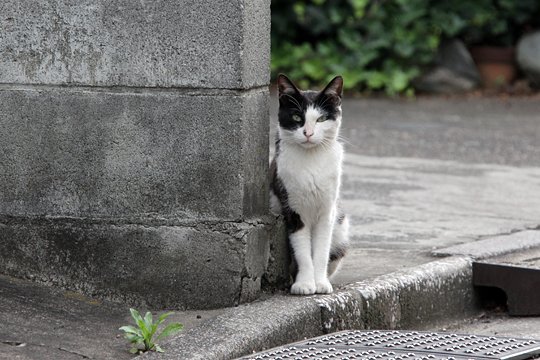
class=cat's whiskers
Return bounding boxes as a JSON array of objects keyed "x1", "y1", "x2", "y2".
[
  {"x1": 318, "y1": 138, "x2": 333, "y2": 152},
  {"x1": 336, "y1": 134, "x2": 353, "y2": 146}
]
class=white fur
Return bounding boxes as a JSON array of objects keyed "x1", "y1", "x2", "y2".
[{"x1": 275, "y1": 105, "x2": 346, "y2": 295}]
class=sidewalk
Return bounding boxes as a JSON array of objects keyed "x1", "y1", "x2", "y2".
[{"x1": 2, "y1": 96, "x2": 540, "y2": 360}]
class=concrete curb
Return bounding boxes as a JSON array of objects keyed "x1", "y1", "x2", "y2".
[
  {"x1": 432, "y1": 230, "x2": 540, "y2": 259},
  {"x1": 142, "y1": 256, "x2": 478, "y2": 360},
  {"x1": 316, "y1": 256, "x2": 476, "y2": 333}
]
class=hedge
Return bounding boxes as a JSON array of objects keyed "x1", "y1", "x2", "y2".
[{"x1": 271, "y1": 0, "x2": 540, "y2": 94}]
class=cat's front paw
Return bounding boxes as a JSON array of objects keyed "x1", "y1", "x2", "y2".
[
  {"x1": 315, "y1": 279, "x2": 333, "y2": 294},
  {"x1": 290, "y1": 281, "x2": 316, "y2": 295}
]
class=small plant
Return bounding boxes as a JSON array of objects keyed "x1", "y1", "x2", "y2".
[{"x1": 119, "y1": 308, "x2": 183, "y2": 354}]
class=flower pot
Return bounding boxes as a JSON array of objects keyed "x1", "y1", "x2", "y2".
[{"x1": 470, "y1": 46, "x2": 517, "y2": 88}]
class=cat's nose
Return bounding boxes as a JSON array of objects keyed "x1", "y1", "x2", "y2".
[{"x1": 303, "y1": 129, "x2": 314, "y2": 138}]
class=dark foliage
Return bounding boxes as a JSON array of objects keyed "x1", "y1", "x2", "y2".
[{"x1": 271, "y1": 0, "x2": 540, "y2": 94}]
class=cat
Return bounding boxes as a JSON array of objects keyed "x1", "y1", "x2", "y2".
[{"x1": 270, "y1": 74, "x2": 349, "y2": 295}]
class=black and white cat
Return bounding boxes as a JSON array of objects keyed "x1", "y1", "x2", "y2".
[{"x1": 270, "y1": 74, "x2": 349, "y2": 295}]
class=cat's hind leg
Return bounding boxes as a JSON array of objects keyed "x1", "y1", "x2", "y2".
[{"x1": 328, "y1": 213, "x2": 349, "y2": 278}]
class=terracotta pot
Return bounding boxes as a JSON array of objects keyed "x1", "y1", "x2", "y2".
[{"x1": 470, "y1": 46, "x2": 517, "y2": 88}]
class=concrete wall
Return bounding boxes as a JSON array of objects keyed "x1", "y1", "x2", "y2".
[{"x1": 0, "y1": 0, "x2": 288, "y2": 309}]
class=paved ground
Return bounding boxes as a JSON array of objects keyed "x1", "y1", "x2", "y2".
[
  {"x1": 340, "y1": 96, "x2": 540, "y2": 166},
  {"x1": 0, "y1": 274, "x2": 224, "y2": 360},
  {"x1": 444, "y1": 312, "x2": 540, "y2": 340},
  {"x1": 2, "y1": 96, "x2": 540, "y2": 359}
]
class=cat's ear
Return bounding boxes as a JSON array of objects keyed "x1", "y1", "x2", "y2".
[
  {"x1": 277, "y1": 74, "x2": 300, "y2": 96},
  {"x1": 322, "y1": 76, "x2": 343, "y2": 98}
]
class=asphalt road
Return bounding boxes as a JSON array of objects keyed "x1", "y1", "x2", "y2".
[{"x1": 340, "y1": 96, "x2": 540, "y2": 166}]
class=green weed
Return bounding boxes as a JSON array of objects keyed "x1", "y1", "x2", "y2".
[{"x1": 119, "y1": 308, "x2": 183, "y2": 354}]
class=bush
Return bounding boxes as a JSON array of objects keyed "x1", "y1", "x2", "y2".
[{"x1": 271, "y1": 0, "x2": 540, "y2": 95}]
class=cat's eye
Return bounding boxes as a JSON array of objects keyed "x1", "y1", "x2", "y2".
[
  {"x1": 317, "y1": 115, "x2": 327, "y2": 122},
  {"x1": 292, "y1": 114, "x2": 302, "y2": 122}
]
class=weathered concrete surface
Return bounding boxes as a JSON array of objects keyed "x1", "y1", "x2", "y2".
[
  {"x1": 0, "y1": 0, "x2": 270, "y2": 89},
  {"x1": 478, "y1": 246, "x2": 540, "y2": 269},
  {"x1": 0, "y1": 87, "x2": 269, "y2": 221},
  {"x1": 339, "y1": 97, "x2": 540, "y2": 167},
  {"x1": 433, "y1": 230, "x2": 540, "y2": 259},
  {"x1": 0, "y1": 274, "x2": 131, "y2": 360},
  {"x1": 0, "y1": 274, "x2": 227, "y2": 360},
  {"x1": 0, "y1": 217, "x2": 278, "y2": 309},
  {"x1": 335, "y1": 154, "x2": 540, "y2": 284},
  {"x1": 317, "y1": 257, "x2": 477, "y2": 333},
  {"x1": 0, "y1": 85, "x2": 276, "y2": 309},
  {"x1": 141, "y1": 296, "x2": 322, "y2": 360},
  {"x1": 0, "y1": 0, "x2": 279, "y2": 311},
  {"x1": 444, "y1": 313, "x2": 540, "y2": 340}
]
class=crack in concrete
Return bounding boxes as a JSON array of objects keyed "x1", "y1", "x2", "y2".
[
  {"x1": 57, "y1": 346, "x2": 91, "y2": 359},
  {"x1": 0, "y1": 213, "x2": 277, "y2": 229},
  {"x1": 0, "y1": 82, "x2": 269, "y2": 96},
  {"x1": 476, "y1": 225, "x2": 540, "y2": 241},
  {"x1": 1, "y1": 340, "x2": 26, "y2": 346}
]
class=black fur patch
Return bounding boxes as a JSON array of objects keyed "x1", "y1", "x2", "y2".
[
  {"x1": 337, "y1": 212, "x2": 346, "y2": 225},
  {"x1": 270, "y1": 159, "x2": 305, "y2": 233},
  {"x1": 329, "y1": 245, "x2": 347, "y2": 262}
]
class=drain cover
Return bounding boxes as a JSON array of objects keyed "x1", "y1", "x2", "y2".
[{"x1": 240, "y1": 330, "x2": 540, "y2": 360}]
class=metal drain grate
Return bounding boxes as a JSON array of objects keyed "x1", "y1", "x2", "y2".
[{"x1": 240, "y1": 330, "x2": 540, "y2": 360}]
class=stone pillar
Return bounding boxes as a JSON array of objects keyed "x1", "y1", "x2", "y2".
[{"x1": 0, "y1": 0, "x2": 287, "y2": 309}]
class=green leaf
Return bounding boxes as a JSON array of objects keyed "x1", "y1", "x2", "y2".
[
  {"x1": 125, "y1": 333, "x2": 143, "y2": 344},
  {"x1": 157, "y1": 312, "x2": 175, "y2": 325},
  {"x1": 156, "y1": 323, "x2": 184, "y2": 340},
  {"x1": 129, "y1": 308, "x2": 143, "y2": 324},
  {"x1": 119, "y1": 325, "x2": 141, "y2": 336},
  {"x1": 129, "y1": 347, "x2": 140, "y2": 354},
  {"x1": 130, "y1": 308, "x2": 150, "y2": 338},
  {"x1": 293, "y1": 3, "x2": 305, "y2": 19},
  {"x1": 365, "y1": 71, "x2": 388, "y2": 89},
  {"x1": 349, "y1": 0, "x2": 368, "y2": 18},
  {"x1": 390, "y1": 71, "x2": 409, "y2": 92},
  {"x1": 155, "y1": 344, "x2": 164, "y2": 353},
  {"x1": 144, "y1": 312, "x2": 153, "y2": 332},
  {"x1": 328, "y1": 7, "x2": 343, "y2": 24}
]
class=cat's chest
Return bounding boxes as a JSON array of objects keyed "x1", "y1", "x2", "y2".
[{"x1": 277, "y1": 147, "x2": 341, "y2": 200}]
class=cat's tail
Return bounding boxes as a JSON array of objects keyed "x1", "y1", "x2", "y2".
[{"x1": 328, "y1": 212, "x2": 350, "y2": 277}]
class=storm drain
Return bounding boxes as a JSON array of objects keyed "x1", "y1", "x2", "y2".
[{"x1": 240, "y1": 330, "x2": 540, "y2": 360}]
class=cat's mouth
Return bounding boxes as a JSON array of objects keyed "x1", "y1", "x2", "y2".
[{"x1": 300, "y1": 140, "x2": 318, "y2": 148}]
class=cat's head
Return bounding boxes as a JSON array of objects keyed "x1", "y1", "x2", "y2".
[{"x1": 277, "y1": 74, "x2": 343, "y2": 149}]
